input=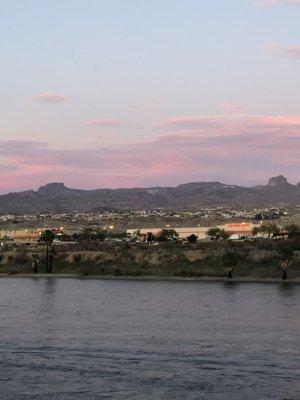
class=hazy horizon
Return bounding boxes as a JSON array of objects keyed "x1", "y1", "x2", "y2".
[{"x1": 1, "y1": 0, "x2": 300, "y2": 192}]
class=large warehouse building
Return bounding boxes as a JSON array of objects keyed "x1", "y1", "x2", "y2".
[{"x1": 127, "y1": 222, "x2": 261, "y2": 241}]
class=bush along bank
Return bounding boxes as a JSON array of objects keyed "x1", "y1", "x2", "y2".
[{"x1": 0, "y1": 238, "x2": 299, "y2": 280}]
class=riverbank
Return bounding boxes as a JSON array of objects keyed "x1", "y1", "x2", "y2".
[
  {"x1": 1, "y1": 273, "x2": 300, "y2": 283},
  {"x1": 0, "y1": 238, "x2": 299, "y2": 280}
]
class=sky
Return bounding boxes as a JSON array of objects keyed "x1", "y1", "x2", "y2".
[{"x1": 0, "y1": 0, "x2": 299, "y2": 193}]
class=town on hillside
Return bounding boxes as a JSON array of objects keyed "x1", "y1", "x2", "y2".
[{"x1": 0, "y1": 205, "x2": 299, "y2": 245}]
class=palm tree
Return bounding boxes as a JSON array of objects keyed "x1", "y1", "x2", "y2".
[
  {"x1": 222, "y1": 251, "x2": 239, "y2": 279},
  {"x1": 32, "y1": 253, "x2": 39, "y2": 274},
  {"x1": 279, "y1": 248, "x2": 294, "y2": 280},
  {"x1": 40, "y1": 230, "x2": 55, "y2": 273}
]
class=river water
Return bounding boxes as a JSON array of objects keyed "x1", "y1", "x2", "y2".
[{"x1": 0, "y1": 278, "x2": 299, "y2": 399}]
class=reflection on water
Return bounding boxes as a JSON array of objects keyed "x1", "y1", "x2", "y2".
[
  {"x1": 278, "y1": 282, "x2": 298, "y2": 295},
  {"x1": 0, "y1": 278, "x2": 299, "y2": 399}
]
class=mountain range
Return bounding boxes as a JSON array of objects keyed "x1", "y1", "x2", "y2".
[{"x1": 0, "y1": 175, "x2": 299, "y2": 213}]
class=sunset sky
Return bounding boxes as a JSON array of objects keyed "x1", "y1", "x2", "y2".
[{"x1": 0, "y1": 0, "x2": 299, "y2": 193}]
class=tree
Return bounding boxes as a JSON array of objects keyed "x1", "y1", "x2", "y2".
[
  {"x1": 219, "y1": 230, "x2": 230, "y2": 241},
  {"x1": 32, "y1": 253, "x2": 39, "y2": 274},
  {"x1": 207, "y1": 228, "x2": 229, "y2": 241},
  {"x1": 260, "y1": 223, "x2": 280, "y2": 238},
  {"x1": 40, "y1": 229, "x2": 55, "y2": 246},
  {"x1": 207, "y1": 228, "x2": 221, "y2": 240},
  {"x1": 49, "y1": 246, "x2": 57, "y2": 274},
  {"x1": 254, "y1": 213, "x2": 263, "y2": 221},
  {"x1": 95, "y1": 229, "x2": 109, "y2": 241},
  {"x1": 79, "y1": 228, "x2": 94, "y2": 243},
  {"x1": 40, "y1": 230, "x2": 55, "y2": 273},
  {"x1": 146, "y1": 232, "x2": 156, "y2": 242},
  {"x1": 222, "y1": 252, "x2": 239, "y2": 279},
  {"x1": 109, "y1": 231, "x2": 128, "y2": 239},
  {"x1": 187, "y1": 234, "x2": 198, "y2": 243},
  {"x1": 278, "y1": 248, "x2": 294, "y2": 280},
  {"x1": 157, "y1": 229, "x2": 178, "y2": 242}
]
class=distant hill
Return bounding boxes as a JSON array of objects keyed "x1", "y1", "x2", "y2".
[{"x1": 0, "y1": 175, "x2": 299, "y2": 213}]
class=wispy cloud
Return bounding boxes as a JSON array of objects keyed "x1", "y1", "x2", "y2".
[
  {"x1": 33, "y1": 92, "x2": 67, "y2": 103},
  {"x1": 0, "y1": 163, "x2": 18, "y2": 172},
  {"x1": 267, "y1": 43, "x2": 300, "y2": 59},
  {"x1": 83, "y1": 119, "x2": 125, "y2": 127},
  {"x1": 163, "y1": 114, "x2": 300, "y2": 135},
  {"x1": 92, "y1": 133, "x2": 120, "y2": 142},
  {"x1": 0, "y1": 111, "x2": 299, "y2": 191}
]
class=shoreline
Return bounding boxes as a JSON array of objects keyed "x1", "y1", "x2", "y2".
[{"x1": 0, "y1": 273, "x2": 299, "y2": 283}]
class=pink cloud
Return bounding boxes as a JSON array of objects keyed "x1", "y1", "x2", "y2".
[
  {"x1": 0, "y1": 111, "x2": 299, "y2": 192},
  {"x1": 163, "y1": 114, "x2": 300, "y2": 136},
  {"x1": 33, "y1": 92, "x2": 67, "y2": 103},
  {"x1": 83, "y1": 119, "x2": 125, "y2": 127},
  {"x1": 0, "y1": 164, "x2": 17, "y2": 172},
  {"x1": 267, "y1": 43, "x2": 300, "y2": 59}
]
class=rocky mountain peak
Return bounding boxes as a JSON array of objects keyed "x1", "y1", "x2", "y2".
[
  {"x1": 0, "y1": 176, "x2": 298, "y2": 213},
  {"x1": 267, "y1": 175, "x2": 289, "y2": 186},
  {"x1": 38, "y1": 182, "x2": 69, "y2": 196}
]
